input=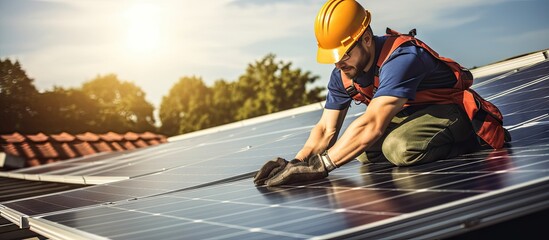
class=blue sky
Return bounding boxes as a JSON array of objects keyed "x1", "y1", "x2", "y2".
[{"x1": 1, "y1": 0, "x2": 548, "y2": 110}]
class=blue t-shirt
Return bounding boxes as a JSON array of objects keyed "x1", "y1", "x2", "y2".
[{"x1": 325, "y1": 35, "x2": 457, "y2": 110}]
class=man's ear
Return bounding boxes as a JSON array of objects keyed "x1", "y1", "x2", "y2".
[{"x1": 362, "y1": 31, "x2": 373, "y2": 47}]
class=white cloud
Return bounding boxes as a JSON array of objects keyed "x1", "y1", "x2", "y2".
[{"x1": 495, "y1": 28, "x2": 549, "y2": 44}]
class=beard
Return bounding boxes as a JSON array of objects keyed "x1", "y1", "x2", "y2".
[
  {"x1": 341, "y1": 58, "x2": 367, "y2": 79},
  {"x1": 341, "y1": 66, "x2": 357, "y2": 79}
]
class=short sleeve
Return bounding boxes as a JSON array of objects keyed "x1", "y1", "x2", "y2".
[
  {"x1": 374, "y1": 45, "x2": 428, "y2": 100},
  {"x1": 324, "y1": 68, "x2": 352, "y2": 110}
]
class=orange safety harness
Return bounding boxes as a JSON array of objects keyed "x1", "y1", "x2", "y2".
[{"x1": 342, "y1": 28, "x2": 506, "y2": 149}]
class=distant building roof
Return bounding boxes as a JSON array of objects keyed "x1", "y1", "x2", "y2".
[{"x1": 0, "y1": 132, "x2": 167, "y2": 170}]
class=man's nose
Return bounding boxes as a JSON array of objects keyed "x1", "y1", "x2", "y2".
[{"x1": 335, "y1": 61, "x2": 346, "y2": 69}]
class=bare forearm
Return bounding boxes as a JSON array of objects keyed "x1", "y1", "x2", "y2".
[
  {"x1": 295, "y1": 124, "x2": 335, "y2": 160},
  {"x1": 328, "y1": 120, "x2": 382, "y2": 166},
  {"x1": 328, "y1": 96, "x2": 407, "y2": 167}
]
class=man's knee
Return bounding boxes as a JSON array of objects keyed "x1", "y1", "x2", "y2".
[{"x1": 381, "y1": 136, "x2": 423, "y2": 167}]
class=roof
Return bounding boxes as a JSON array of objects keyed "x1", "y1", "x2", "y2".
[
  {"x1": 0, "y1": 132, "x2": 167, "y2": 170},
  {"x1": 0, "y1": 49, "x2": 548, "y2": 239}
]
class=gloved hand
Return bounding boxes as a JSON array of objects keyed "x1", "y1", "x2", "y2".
[
  {"x1": 254, "y1": 157, "x2": 296, "y2": 186},
  {"x1": 254, "y1": 153, "x2": 337, "y2": 187}
]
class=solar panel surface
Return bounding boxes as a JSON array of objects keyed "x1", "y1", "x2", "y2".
[{"x1": 1, "y1": 58, "x2": 548, "y2": 239}]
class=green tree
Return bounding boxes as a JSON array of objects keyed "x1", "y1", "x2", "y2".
[
  {"x1": 159, "y1": 54, "x2": 324, "y2": 136},
  {"x1": 81, "y1": 74, "x2": 156, "y2": 133},
  {"x1": 0, "y1": 58, "x2": 40, "y2": 134},
  {"x1": 210, "y1": 79, "x2": 239, "y2": 126},
  {"x1": 159, "y1": 76, "x2": 213, "y2": 136},
  {"x1": 234, "y1": 54, "x2": 324, "y2": 120},
  {"x1": 33, "y1": 87, "x2": 102, "y2": 134}
]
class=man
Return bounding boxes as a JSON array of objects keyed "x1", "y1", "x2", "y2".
[{"x1": 254, "y1": 0, "x2": 508, "y2": 187}]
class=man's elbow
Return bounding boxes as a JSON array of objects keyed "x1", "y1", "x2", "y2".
[{"x1": 358, "y1": 125, "x2": 384, "y2": 147}]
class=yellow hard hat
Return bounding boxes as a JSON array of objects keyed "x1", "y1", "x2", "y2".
[{"x1": 315, "y1": 0, "x2": 371, "y2": 64}]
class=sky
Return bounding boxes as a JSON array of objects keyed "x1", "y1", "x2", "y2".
[{"x1": 1, "y1": 0, "x2": 548, "y2": 114}]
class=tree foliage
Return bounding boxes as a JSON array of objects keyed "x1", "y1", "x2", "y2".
[
  {"x1": 2, "y1": 54, "x2": 325, "y2": 136},
  {"x1": 34, "y1": 87, "x2": 101, "y2": 133},
  {"x1": 159, "y1": 54, "x2": 324, "y2": 136},
  {"x1": 234, "y1": 54, "x2": 324, "y2": 120},
  {"x1": 0, "y1": 59, "x2": 40, "y2": 133},
  {"x1": 159, "y1": 76, "x2": 213, "y2": 136},
  {"x1": 0, "y1": 58, "x2": 156, "y2": 135},
  {"x1": 81, "y1": 74, "x2": 156, "y2": 133}
]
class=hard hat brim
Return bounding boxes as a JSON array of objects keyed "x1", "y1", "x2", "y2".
[{"x1": 316, "y1": 46, "x2": 346, "y2": 64}]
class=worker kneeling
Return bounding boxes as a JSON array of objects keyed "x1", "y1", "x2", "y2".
[{"x1": 254, "y1": 0, "x2": 510, "y2": 187}]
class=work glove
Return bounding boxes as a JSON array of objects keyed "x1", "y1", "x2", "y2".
[
  {"x1": 254, "y1": 153, "x2": 337, "y2": 187},
  {"x1": 254, "y1": 157, "x2": 296, "y2": 186}
]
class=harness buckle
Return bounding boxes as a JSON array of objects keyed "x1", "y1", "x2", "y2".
[{"x1": 345, "y1": 84, "x2": 359, "y2": 97}]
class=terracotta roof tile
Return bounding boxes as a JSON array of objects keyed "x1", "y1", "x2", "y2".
[
  {"x1": 122, "y1": 141, "x2": 137, "y2": 150},
  {"x1": 123, "y1": 132, "x2": 140, "y2": 141},
  {"x1": 72, "y1": 141, "x2": 97, "y2": 156},
  {"x1": 75, "y1": 132, "x2": 100, "y2": 142},
  {"x1": 133, "y1": 139, "x2": 148, "y2": 148},
  {"x1": 139, "y1": 132, "x2": 158, "y2": 140},
  {"x1": 26, "y1": 133, "x2": 49, "y2": 142},
  {"x1": 51, "y1": 132, "x2": 76, "y2": 142},
  {"x1": 20, "y1": 143, "x2": 36, "y2": 159},
  {"x1": 108, "y1": 142, "x2": 125, "y2": 151},
  {"x1": 58, "y1": 143, "x2": 78, "y2": 159},
  {"x1": 0, "y1": 131, "x2": 167, "y2": 169},
  {"x1": 1, "y1": 143, "x2": 18, "y2": 156},
  {"x1": 35, "y1": 143, "x2": 59, "y2": 158},
  {"x1": 99, "y1": 132, "x2": 123, "y2": 142},
  {"x1": 92, "y1": 142, "x2": 113, "y2": 153},
  {"x1": 1, "y1": 132, "x2": 26, "y2": 143}
]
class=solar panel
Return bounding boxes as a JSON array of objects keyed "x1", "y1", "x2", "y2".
[
  {"x1": 1, "y1": 58, "x2": 548, "y2": 239},
  {"x1": 29, "y1": 146, "x2": 549, "y2": 239}
]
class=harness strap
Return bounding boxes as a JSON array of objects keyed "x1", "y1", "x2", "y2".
[{"x1": 339, "y1": 28, "x2": 505, "y2": 149}]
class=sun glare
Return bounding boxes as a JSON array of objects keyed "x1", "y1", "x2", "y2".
[{"x1": 123, "y1": 3, "x2": 161, "y2": 54}]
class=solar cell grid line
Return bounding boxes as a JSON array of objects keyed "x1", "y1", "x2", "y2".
[
  {"x1": 499, "y1": 99, "x2": 548, "y2": 126},
  {"x1": 318, "y1": 177, "x2": 549, "y2": 239},
  {"x1": 170, "y1": 108, "x2": 324, "y2": 143},
  {"x1": 27, "y1": 141, "x2": 549, "y2": 239},
  {"x1": 91, "y1": 117, "x2": 328, "y2": 178},
  {"x1": 84, "y1": 112, "x2": 324, "y2": 177},
  {"x1": 157, "y1": 146, "x2": 548, "y2": 212},
  {"x1": 506, "y1": 122, "x2": 548, "y2": 147},
  {"x1": 6, "y1": 136, "x2": 544, "y2": 226},
  {"x1": 62, "y1": 140, "x2": 219, "y2": 177},
  {"x1": 100, "y1": 134, "x2": 310, "y2": 188},
  {"x1": 471, "y1": 58, "x2": 549, "y2": 88},
  {"x1": 37, "y1": 198, "x2": 323, "y2": 239},
  {"x1": 36, "y1": 186, "x2": 394, "y2": 238},
  {"x1": 473, "y1": 60, "x2": 549, "y2": 97},
  {"x1": 32, "y1": 172, "x2": 498, "y2": 238},
  {"x1": 486, "y1": 75, "x2": 549, "y2": 102},
  {"x1": 484, "y1": 84, "x2": 548, "y2": 113},
  {"x1": 472, "y1": 69, "x2": 519, "y2": 86},
  {"x1": 10, "y1": 151, "x2": 125, "y2": 175},
  {"x1": 33, "y1": 154, "x2": 524, "y2": 221}
]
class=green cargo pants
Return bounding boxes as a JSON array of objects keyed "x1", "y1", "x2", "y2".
[{"x1": 356, "y1": 104, "x2": 480, "y2": 166}]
